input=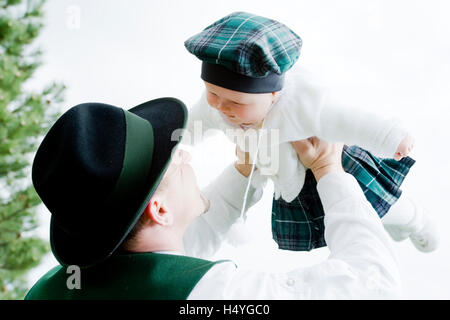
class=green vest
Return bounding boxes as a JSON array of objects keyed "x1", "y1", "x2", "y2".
[{"x1": 25, "y1": 252, "x2": 225, "y2": 300}]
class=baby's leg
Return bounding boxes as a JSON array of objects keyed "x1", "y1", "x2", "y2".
[
  {"x1": 382, "y1": 194, "x2": 439, "y2": 252},
  {"x1": 382, "y1": 195, "x2": 417, "y2": 226}
]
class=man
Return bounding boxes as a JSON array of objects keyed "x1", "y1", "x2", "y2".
[{"x1": 25, "y1": 97, "x2": 401, "y2": 299}]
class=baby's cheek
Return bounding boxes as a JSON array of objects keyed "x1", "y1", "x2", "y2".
[
  {"x1": 236, "y1": 106, "x2": 266, "y2": 122},
  {"x1": 206, "y1": 95, "x2": 217, "y2": 108}
]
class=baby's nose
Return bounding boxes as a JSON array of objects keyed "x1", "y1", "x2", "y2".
[{"x1": 217, "y1": 102, "x2": 231, "y2": 114}]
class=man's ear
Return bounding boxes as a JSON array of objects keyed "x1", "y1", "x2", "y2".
[{"x1": 143, "y1": 196, "x2": 173, "y2": 226}]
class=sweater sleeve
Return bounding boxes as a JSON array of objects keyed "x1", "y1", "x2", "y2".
[
  {"x1": 268, "y1": 68, "x2": 408, "y2": 158},
  {"x1": 181, "y1": 91, "x2": 222, "y2": 146},
  {"x1": 314, "y1": 93, "x2": 409, "y2": 158}
]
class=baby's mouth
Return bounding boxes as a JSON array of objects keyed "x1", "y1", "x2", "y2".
[
  {"x1": 219, "y1": 112, "x2": 255, "y2": 128},
  {"x1": 239, "y1": 123, "x2": 255, "y2": 130},
  {"x1": 223, "y1": 114, "x2": 239, "y2": 124},
  {"x1": 231, "y1": 119, "x2": 255, "y2": 128}
]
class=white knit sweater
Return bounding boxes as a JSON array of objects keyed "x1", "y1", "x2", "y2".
[{"x1": 185, "y1": 64, "x2": 409, "y2": 202}]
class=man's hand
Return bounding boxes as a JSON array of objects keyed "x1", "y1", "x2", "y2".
[
  {"x1": 394, "y1": 134, "x2": 414, "y2": 161},
  {"x1": 234, "y1": 145, "x2": 255, "y2": 177},
  {"x1": 291, "y1": 137, "x2": 344, "y2": 181}
]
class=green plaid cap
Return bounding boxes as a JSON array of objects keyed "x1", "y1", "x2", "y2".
[{"x1": 184, "y1": 11, "x2": 302, "y2": 78}]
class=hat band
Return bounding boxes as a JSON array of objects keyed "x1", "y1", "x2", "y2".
[
  {"x1": 201, "y1": 62, "x2": 284, "y2": 94},
  {"x1": 108, "y1": 110, "x2": 154, "y2": 209}
]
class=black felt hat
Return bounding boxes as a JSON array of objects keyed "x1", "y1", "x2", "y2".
[{"x1": 32, "y1": 98, "x2": 187, "y2": 268}]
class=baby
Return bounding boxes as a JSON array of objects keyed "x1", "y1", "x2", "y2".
[{"x1": 183, "y1": 12, "x2": 438, "y2": 252}]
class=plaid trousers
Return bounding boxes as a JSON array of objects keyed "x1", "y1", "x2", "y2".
[{"x1": 271, "y1": 145, "x2": 416, "y2": 251}]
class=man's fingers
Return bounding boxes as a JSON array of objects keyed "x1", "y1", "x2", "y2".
[
  {"x1": 291, "y1": 138, "x2": 313, "y2": 154},
  {"x1": 308, "y1": 136, "x2": 320, "y2": 146},
  {"x1": 236, "y1": 144, "x2": 252, "y2": 165},
  {"x1": 291, "y1": 138, "x2": 317, "y2": 168}
]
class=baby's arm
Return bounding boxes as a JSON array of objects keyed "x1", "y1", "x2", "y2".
[
  {"x1": 313, "y1": 96, "x2": 411, "y2": 159},
  {"x1": 181, "y1": 91, "x2": 221, "y2": 146}
]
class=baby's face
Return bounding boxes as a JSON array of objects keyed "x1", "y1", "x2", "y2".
[{"x1": 204, "y1": 81, "x2": 279, "y2": 128}]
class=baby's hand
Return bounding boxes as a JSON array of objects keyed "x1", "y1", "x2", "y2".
[{"x1": 394, "y1": 134, "x2": 414, "y2": 161}]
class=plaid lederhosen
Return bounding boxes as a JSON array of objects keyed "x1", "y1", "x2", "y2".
[{"x1": 271, "y1": 145, "x2": 416, "y2": 251}]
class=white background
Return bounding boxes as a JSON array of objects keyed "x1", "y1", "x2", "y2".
[{"x1": 26, "y1": 0, "x2": 450, "y2": 299}]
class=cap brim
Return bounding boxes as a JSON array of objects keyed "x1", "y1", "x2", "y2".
[{"x1": 50, "y1": 97, "x2": 188, "y2": 268}]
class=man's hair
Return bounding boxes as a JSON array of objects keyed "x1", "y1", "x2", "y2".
[
  {"x1": 118, "y1": 178, "x2": 169, "y2": 252},
  {"x1": 119, "y1": 213, "x2": 147, "y2": 252}
]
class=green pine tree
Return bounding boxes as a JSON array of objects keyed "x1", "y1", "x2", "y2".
[{"x1": 0, "y1": 0, "x2": 64, "y2": 299}]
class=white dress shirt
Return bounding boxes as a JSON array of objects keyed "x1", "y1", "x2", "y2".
[
  {"x1": 181, "y1": 165, "x2": 402, "y2": 299},
  {"x1": 185, "y1": 64, "x2": 409, "y2": 202}
]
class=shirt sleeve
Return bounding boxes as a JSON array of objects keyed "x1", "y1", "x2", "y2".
[
  {"x1": 188, "y1": 172, "x2": 402, "y2": 299},
  {"x1": 182, "y1": 164, "x2": 264, "y2": 259}
]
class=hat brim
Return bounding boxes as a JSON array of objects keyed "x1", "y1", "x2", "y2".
[{"x1": 50, "y1": 97, "x2": 188, "y2": 268}]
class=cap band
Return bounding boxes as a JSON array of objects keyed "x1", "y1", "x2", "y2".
[{"x1": 201, "y1": 62, "x2": 284, "y2": 93}]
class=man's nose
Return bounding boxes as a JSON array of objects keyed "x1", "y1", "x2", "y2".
[
  {"x1": 180, "y1": 149, "x2": 192, "y2": 163},
  {"x1": 175, "y1": 149, "x2": 192, "y2": 164}
]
